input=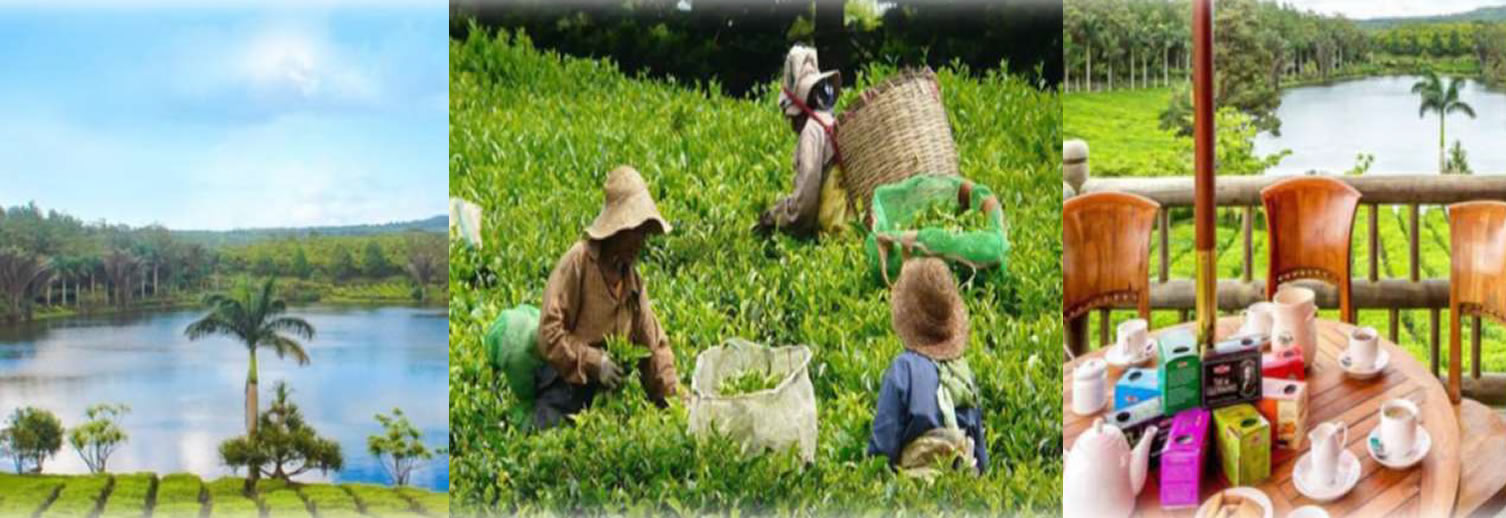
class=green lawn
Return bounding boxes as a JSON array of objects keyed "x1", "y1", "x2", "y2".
[
  {"x1": 0, "y1": 473, "x2": 445, "y2": 518},
  {"x1": 448, "y1": 27, "x2": 1061, "y2": 515}
]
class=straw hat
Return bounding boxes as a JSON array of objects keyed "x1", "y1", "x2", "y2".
[
  {"x1": 779, "y1": 45, "x2": 842, "y2": 118},
  {"x1": 890, "y1": 258, "x2": 969, "y2": 361},
  {"x1": 584, "y1": 166, "x2": 672, "y2": 240}
]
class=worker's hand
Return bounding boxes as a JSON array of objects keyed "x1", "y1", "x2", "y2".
[
  {"x1": 754, "y1": 209, "x2": 777, "y2": 236},
  {"x1": 593, "y1": 356, "x2": 625, "y2": 391}
]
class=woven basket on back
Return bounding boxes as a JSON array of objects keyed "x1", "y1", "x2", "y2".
[{"x1": 836, "y1": 68, "x2": 960, "y2": 220}]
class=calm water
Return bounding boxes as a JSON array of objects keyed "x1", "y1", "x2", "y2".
[
  {"x1": 0, "y1": 305, "x2": 448, "y2": 491},
  {"x1": 1255, "y1": 75, "x2": 1506, "y2": 175}
]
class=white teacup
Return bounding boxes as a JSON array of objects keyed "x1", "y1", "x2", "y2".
[
  {"x1": 1308, "y1": 420, "x2": 1348, "y2": 488},
  {"x1": 1116, "y1": 318, "x2": 1150, "y2": 359},
  {"x1": 1348, "y1": 326, "x2": 1380, "y2": 370},
  {"x1": 1380, "y1": 399, "x2": 1420, "y2": 458}
]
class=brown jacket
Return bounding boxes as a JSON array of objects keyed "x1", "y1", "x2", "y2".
[
  {"x1": 537, "y1": 240, "x2": 678, "y2": 400},
  {"x1": 770, "y1": 111, "x2": 838, "y2": 234}
]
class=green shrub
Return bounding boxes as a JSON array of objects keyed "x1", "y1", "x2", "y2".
[
  {"x1": 153, "y1": 473, "x2": 204, "y2": 506},
  {"x1": 204, "y1": 477, "x2": 261, "y2": 518},
  {"x1": 151, "y1": 501, "x2": 205, "y2": 518},
  {"x1": 38, "y1": 474, "x2": 110, "y2": 518},
  {"x1": 344, "y1": 484, "x2": 419, "y2": 517},
  {"x1": 0, "y1": 474, "x2": 64, "y2": 517},
  {"x1": 298, "y1": 485, "x2": 362, "y2": 518},
  {"x1": 448, "y1": 27, "x2": 1060, "y2": 515},
  {"x1": 260, "y1": 489, "x2": 311, "y2": 517},
  {"x1": 395, "y1": 488, "x2": 447, "y2": 517},
  {"x1": 98, "y1": 473, "x2": 154, "y2": 518}
]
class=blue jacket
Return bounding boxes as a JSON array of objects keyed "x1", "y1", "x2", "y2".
[{"x1": 866, "y1": 350, "x2": 988, "y2": 473}]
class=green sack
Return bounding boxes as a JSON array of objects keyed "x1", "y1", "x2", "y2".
[
  {"x1": 483, "y1": 304, "x2": 544, "y2": 404},
  {"x1": 864, "y1": 174, "x2": 1010, "y2": 285}
]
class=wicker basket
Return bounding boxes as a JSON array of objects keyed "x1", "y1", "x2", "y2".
[{"x1": 836, "y1": 68, "x2": 960, "y2": 220}]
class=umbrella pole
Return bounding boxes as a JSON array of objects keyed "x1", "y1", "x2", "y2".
[{"x1": 1193, "y1": 0, "x2": 1217, "y2": 350}]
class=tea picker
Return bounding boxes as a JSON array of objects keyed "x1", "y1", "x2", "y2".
[
  {"x1": 485, "y1": 166, "x2": 684, "y2": 430},
  {"x1": 866, "y1": 258, "x2": 988, "y2": 477},
  {"x1": 756, "y1": 44, "x2": 849, "y2": 238}
]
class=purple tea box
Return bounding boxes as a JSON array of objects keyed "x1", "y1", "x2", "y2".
[
  {"x1": 1114, "y1": 368, "x2": 1160, "y2": 410},
  {"x1": 1159, "y1": 408, "x2": 1212, "y2": 509}
]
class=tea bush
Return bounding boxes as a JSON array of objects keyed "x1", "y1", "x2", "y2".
[
  {"x1": 397, "y1": 487, "x2": 448, "y2": 517},
  {"x1": 97, "y1": 473, "x2": 153, "y2": 518},
  {"x1": 37, "y1": 474, "x2": 110, "y2": 518},
  {"x1": 346, "y1": 483, "x2": 424, "y2": 517},
  {"x1": 449, "y1": 26, "x2": 1062, "y2": 515},
  {"x1": 262, "y1": 488, "x2": 313, "y2": 516},
  {"x1": 300, "y1": 484, "x2": 363, "y2": 518},
  {"x1": 0, "y1": 473, "x2": 64, "y2": 516}
]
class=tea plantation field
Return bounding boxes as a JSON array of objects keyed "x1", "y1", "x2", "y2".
[
  {"x1": 0, "y1": 472, "x2": 446, "y2": 517},
  {"x1": 448, "y1": 27, "x2": 1062, "y2": 515}
]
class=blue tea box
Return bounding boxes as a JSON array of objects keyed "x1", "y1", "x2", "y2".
[{"x1": 1115, "y1": 368, "x2": 1160, "y2": 410}]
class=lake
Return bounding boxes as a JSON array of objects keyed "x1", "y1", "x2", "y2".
[
  {"x1": 0, "y1": 304, "x2": 448, "y2": 491},
  {"x1": 1255, "y1": 75, "x2": 1506, "y2": 176}
]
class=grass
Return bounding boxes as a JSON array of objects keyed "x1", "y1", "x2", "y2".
[
  {"x1": 0, "y1": 472, "x2": 444, "y2": 517},
  {"x1": 1063, "y1": 87, "x2": 1189, "y2": 177},
  {"x1": 448, "y1": 27, "x2": 1060, "y2": 515}
]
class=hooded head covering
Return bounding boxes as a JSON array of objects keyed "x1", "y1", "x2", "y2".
[
  {"x1": 890, "y1": 258, "x2": 969, "y2": 361},
  {"x1": 584, "y1": 165, "x2": 672, "y2": 240},
  {"x1": 779, "y1": 45, "x2": 842, "y2": 118}
]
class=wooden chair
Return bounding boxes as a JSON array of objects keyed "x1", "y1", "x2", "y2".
[
  {"x1": 1261, "y1": 176, "x2": 1362, "y2": 323},
  {"x1": 1445, "y1": 201, "x2": 1506, "y2": 517},
  {"x1": 1063, "y1": 192, "x2": 1159, "y2": 355}
]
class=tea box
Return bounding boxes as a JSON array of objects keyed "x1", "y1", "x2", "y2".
[
  {"x1": 1212, "y1": 404, "x2": 1272, "y2": 486},
  {"x1": 1262, "y1": 345, "x2": 1305, "y2": 381},
  {"x1": 1114, "y1": 368, "x2": 1159, "y2": 410},
  {"x1": 1256, "y1": 377, "x2": 1309, "y2": 450},
  {"x1": 1160, "y1": 408, "x2": 1211, "y2": 509},
  {"x1": 1107, "y1": 397, "x2": 1163, "y2": 446},
  {"x1": 1202, "y1": 333, "x2": 1266, "y2": 409},
  {"x1": 1157, "y1": 329, "x2": 1202, "y2": 416}
]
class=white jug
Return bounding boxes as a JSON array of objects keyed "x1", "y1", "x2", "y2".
[{"x1": 1271, "y1": 285, "x2": 1318, "y2": 369}]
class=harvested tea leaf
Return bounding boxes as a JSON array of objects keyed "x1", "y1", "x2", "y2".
[
  {"x1": 907, "y1": 202, "x2": 986, "y2": 233},
  {"x1": 604, "y1": 334, "x2": 651, "y2": 368},
  {"x1": 717, "y1": 368, "x2": 784, "y2": 395}
]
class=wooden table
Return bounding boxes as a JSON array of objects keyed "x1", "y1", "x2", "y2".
[{"x1": 1064, "y1": 317, "x2": 1460, "y2": 517}]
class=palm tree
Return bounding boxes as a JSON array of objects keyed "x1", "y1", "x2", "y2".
[
  {"x1": 0, "y1": 247, "x2": 52, "y2": 323},
  {"x1": 1412, "y1": 71, "x2": 1476, "y2": 173},
  {"x1": 185, "y1": 277, "x2": 314, "y2": 437}
]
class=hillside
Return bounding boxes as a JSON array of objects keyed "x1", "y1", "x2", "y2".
[
  {"x1": 1358, "y1": 5, "x2": 1506, "y2": 29},
  {"x1": 173, "y1": 216, "x2": 447, "y2": 247},
  {"x1": 0, "y1": 472, "x2": 446, "y2": 517}
]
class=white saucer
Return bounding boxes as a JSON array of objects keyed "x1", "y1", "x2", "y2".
[
  {"x1": 1293, "y1": 450, "x2": 1361, "y2": 502},
  {"x1": 1368, "y1": 425, "x2": 1432, "y2": 469},
  {"x1": 1106, "y1": 338, "x2": 1157, "y2": 367},
  {"x1": 1339, "y1": 349, "x2": 1389, "y2": 379},
  {"x1": 1288, "y1": 505, "x2": 1331, "y2": 518},
  {"x1": 1195, "y1": 487, "x2": 1273, "y2": 518}
]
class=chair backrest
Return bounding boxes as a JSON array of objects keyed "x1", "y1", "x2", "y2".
[
  {"x1": 1261, "y1": 176, "x2": 1361, "y2": 322},
  {"x1": 1448, "y1": 200, "x2": 1506, "y2": 402},
  {"x1": 1063, "y1": 192, "x2": 1160, "y2": 323}
]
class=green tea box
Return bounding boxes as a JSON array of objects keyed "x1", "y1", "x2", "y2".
[
  {"x1": 1157, "y1": 328, "x2": 1201, "y2": 416},
  {"x1": 1212, "y1": 403, "x2": 1272, "y2": 486}
]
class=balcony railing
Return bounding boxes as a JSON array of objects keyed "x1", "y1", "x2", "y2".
[{"x1": 1064, "y1": 151, "x2": 1506, "y2": 401}]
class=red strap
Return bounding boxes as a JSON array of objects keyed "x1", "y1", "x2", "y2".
[{"x1": 783, "y1": 87, "x2": 842, "y2": 165}]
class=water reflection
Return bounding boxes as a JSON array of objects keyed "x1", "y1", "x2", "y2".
[{"x1": 0, "y1": 305, "x2": 448, "y2": 491}]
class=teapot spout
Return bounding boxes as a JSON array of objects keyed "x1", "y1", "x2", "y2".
[{"x1": 1129, "y1": 425, "x2": 1158, "y2": 495}]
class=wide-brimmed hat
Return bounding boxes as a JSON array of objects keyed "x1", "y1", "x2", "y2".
[
  {"x1": 891, "y1": 258, "x2": 969, "y2": 361},
  {"x1": 584, "y1": 166, "x2": 672, "y2": 240},
  {"x1": 779, "y1": 45, "x2": 842, "y2": 118}
]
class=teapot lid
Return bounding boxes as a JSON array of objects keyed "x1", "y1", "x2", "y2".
[
  {"x1": 1074, "y1": 358, "x2": 1107, "y2": 380},
  {"x1": 1075, "y1": 417, "x2": 1128, "y2": 453}
]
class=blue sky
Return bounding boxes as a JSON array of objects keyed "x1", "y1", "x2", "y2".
[{"x1": 0, "y1": 5, "x2": 446, "y2": 230}]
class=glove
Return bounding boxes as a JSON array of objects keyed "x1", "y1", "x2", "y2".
[{"x1": 593, "y1": 355, "x2": 625, "y2": 391}]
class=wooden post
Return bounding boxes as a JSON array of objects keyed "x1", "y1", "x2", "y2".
[
  {"x1": 1242, "y1": 205, "x2": 1254, "y2": 283},
  {"x1": 1389, "y1": 308, "x2": 1400, "y2": 343},
  {"x1": 1430, "y1": 308, "x2": 1441, "y2": 377},
  {"x1": 1068, "y1": 315, "x2": 1088, "y2": 357},
  {"x1": 1192, "y1": 0, "x2": 1216, "y2": 349},
  {"x1": 1409, "y1": 204, "x2": 1421, "y2": 282},
  {"x1": 1369, "y1": 204, "x2": 1380, "y2": 282},
  {"x1": 1099, "y1": 309, "x2": 1112, "y2": 349},
  {"x1": 1474, "y1": 316, "x2": 1483, "y2": 380},
  {"x1": 1160, "y1": 209, "x2": 1171, "y2": 283}
]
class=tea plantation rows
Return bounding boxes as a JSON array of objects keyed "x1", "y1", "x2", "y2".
[
  {"x1": 0, "y1": 473, "x2": 446, "y2": 518},
  {"x1": 449, "y1": 25, "x2": 1063, "y2": 515}
]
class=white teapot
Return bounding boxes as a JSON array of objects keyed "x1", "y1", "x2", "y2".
[{"x1": 1064, "y1": 418, "x2": 1158, "y2": 518}]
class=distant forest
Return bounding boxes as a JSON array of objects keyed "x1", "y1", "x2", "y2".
[{"x1": 452, "y1": 0, "x2": 1064, "y2": 96}]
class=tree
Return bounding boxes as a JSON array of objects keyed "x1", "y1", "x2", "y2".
[
  {"x1": 1411, "y1": 71, "x2": 1476, "y2": 173},
  {"x1": 290, "y1": 247, "x2": 312, "y2": 280},
  {"x1": 1446, "y1": 140, "x2": 1472, "y2": 175},
  {"x1": 404, "y1": 235, "x2": 445, "y2": 302},
  {"x1": 185, "y1": 277, "x2": 315, "y2": 489},
  {"x1": 328, "y1": 245, "x2": 357, "y2": 282},
  {"x1": 368, "y1": 408, "x2": 435, "y2": 486},
  {"x1": 0, "y1": 247, "x2": 52, "y2": 323},
  {"x1": 101, "y1": 248, "x2": 139, "y2": 308},
  {"x1": 67, "y1": 403, "x2": 129, "y2": 474},
  {"x1": 362, "y1": 242, "x2": 391, "y2": 278},
  {"x1": 220, "y1": 382, "x2": 343, "y2": 492},
  {"x1": 1, "y1": 407, "x2": 64, "y2": 473}
]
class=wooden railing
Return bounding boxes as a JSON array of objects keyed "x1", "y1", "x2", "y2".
[{"x1": 1063, "y1": 145, "x2": 1506, "y2": 400}]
